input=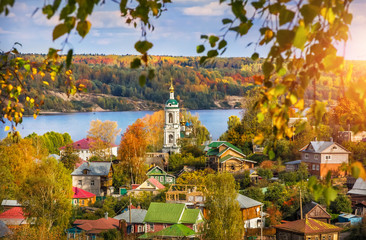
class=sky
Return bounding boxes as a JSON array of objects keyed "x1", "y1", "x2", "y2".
[{"x1": 0, "y1": 0, "x2": 366, "y2": 60}]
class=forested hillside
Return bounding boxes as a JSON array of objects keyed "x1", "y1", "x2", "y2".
[{"x1": 21, "y1": 54, "x2": 365, "y2": 113}]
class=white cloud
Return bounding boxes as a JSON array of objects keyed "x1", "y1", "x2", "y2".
[
  {"x1": 0, "y1": 27, "x2": 13, "y2": 34},
  {"x1": 182, "y1": 2, "x2": 228, "y2": 16},
  {"x1": 89, "y1": 11, "x2": 134, "y2": 29},
  {"x1": 96, "y1": 38, "x2": 112, "y2": 45}
]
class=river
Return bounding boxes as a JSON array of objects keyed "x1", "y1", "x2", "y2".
[{"x1": 0, "y1": 109, "x2": 243, "y2": 143}]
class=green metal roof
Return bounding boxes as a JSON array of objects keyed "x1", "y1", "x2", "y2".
[
  {"x1": 206, "y1": 148, "x2": 219, "y2": 156},
  {"x1": 219, "y1": 154, "x2": 244, "y2": 163},
  {"x1": 181, "y1": 209, "x2": 201, "y2": 224},
  {"x1": 144, "y1": 202, "x2": 185, "y2": 224},
  {"x1": 208, "y1": 141, "x2": 244, "y2": 155},
  {"x1": 139, "y1": 224, "x2": 196, "y2": 239},
  {"x1": 165, "y1": 99, "x2": 178, "y2": 105}
]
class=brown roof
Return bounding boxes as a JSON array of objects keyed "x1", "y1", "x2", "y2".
[
  {"x1": 274, "y1": 218, "x2": 342, "y2": 234},
  {"x1": 74, "y1": 218, "x2": 119, "y2": 233}
]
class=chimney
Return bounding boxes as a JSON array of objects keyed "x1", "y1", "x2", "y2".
[{"x1": 105, "y1": 212, "x2": 108, "y2": 219}]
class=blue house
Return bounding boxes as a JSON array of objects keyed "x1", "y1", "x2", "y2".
[{"x1": 338, "y1": 213, "x2": 363, "y2": 226}]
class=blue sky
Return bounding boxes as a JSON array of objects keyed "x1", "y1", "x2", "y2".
[{"x1": 1, "y1": 0, "x2": 366, "y2": 60}]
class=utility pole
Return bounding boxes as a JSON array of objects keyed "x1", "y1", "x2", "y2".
[
  {"x1": 129, "y1": 194, "x2": 132, "y2": 224},
  {"x1": 300, "y1": 185, "x2": 303, "y2": 219}
]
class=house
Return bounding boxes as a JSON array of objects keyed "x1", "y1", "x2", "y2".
[
  {"x1": 1, "y1": 200, "x2": 21, "y2": 211},
  {"x1": 165, "y1": 184, "x2": 205, "y2": 207},
  {"x1": 338, "y1": 213, "x2": 363, "y2": 226},
  {"x1": 275, "y1": 218, "x2": 342, "y2": 240},
  {"x1": 206, "y1": 141, "x2": 255, "y2": 173},
  {"x1": 143, "y1": 202, "x2": 204, "y2": 233},
  {"x1": 71, "y1": 162, "x2": 114, "y2": 197},
  {"x1": 354, "y1": 201, "x2": 366, "y2": 216},
  {"x1": 296, "y1": 201, "x2": 331, "y2": 223},
  {"x1": 0, "y1": 207, "x2": 27, "y2": 228},
  {"x1": 299, "y1": 140, "x2": 350, "y2": 178},
  {"x1": 139, "y1": 224, "x2": 196, "y2": 239},
  {"x1": 347, "y1": 177, "x2": 366, "y2": 206},
  {"x1": 146, "y1": 166, "x2": 175, "y2": 185},
  {"x1": 132, "y1": 177, "x2": 165, "y2": 195},
  {"x1": 114, "y1": 209, "x2": 147, "y2": 234},
  {"x1": 66, "y1": 213, "x2": 119, "y2": 239},
  {"x1": 145, "y1": 152, "x2": 169, "y2": 169},
  {"x1": 60, "y1": 138, "x2": 118, "y2": 161},
  {"x1": 0, "y1": 220, "x2": 11, "y2": 238},
  {"x1": 72, "y1": 187, "x2": 96, "y2": 207},
  {"x1": 285, "y1": 160, "x2": 302, "y2": 172},
  {"x1": 236, "y1": 194, "x2": 264, "y2": 229},
  {"x1": 338, "y1": 131, "x2": 366, "y2": 142}
]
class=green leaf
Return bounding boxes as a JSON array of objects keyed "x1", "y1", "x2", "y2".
[
  {"x1": 274, "y1": 84, "x2": 286, "y2": 96},
  {"x1": 66, "y1": 49, "x2": 73, "y2": 68},
  {"x1": 147, "y1": 69, "x2": 155, "y2": 80},
  {"x1": 130, "y1": 58, "x2": 141, "y2": 69},
  {"x1": 208, "y1": 35, "x2": 219, "y2": 47},
  {"x1": 300, "y1": 4, "x2": 319, "y2": 25},
  {"x1": 251, "y1": 0, "x2": 265, "y2": 10},
  {"x1": 76, "y1": 20, "x2": 91, "y2": 38},
  {"x1": 278, "y1": 67, "x2": 286, "y2": 76},
  {"x1": 262, "y1": 62, "x2": 274, "y2": 77},
  {"x1": 257, "y1": 112, "x2": 264, "y2": 122},
  {"x1": 120, "y1": 0, "x2": 128, "y2": 14},
  {"x1": 24, "y1": 64, "x2": 30, "y2": 72},
  {"x1": 268, "y1": 150, "x2": 275, "y2": 160},
  {"x1": 200, "y1": 35, "x2": 208, "y2": 39},
  {"x1": 268, "y1": 3, "x2": 282, "y2": 14},
  {"x1": 200, "y1": 56, "x2": 207, "y2": 65},
  {"x1": 293, "y1": 25, "x2": 307, "y2": 50},
  {"x1": 53, "y1": 23, "x2": 68, "y2": 41},
  {"x1": 207, "y1": 50, "x2": 218, "y2": 58},
  {"x1": 42, "y1": 5, "x2": 54, "y2": 19},
  {"x1": 134, "y1": 40, "x2": 153, "y2": 54},
  {"x1": 139, "y1": 74, "x2": 146, "y2": 87},
  {"x1": 251, "y1": 53, "x2": 259, "y2": 61},
  {"x1": 279, "y1": 8, "x2": 295, "y2": 26},
  {"x1": 218, "y1": 39, "x2": 227, "y2": 50},
  {"x1": 197, "y1": 45, "x2": 205, "y2": 54},
  {"x1": 238, "y1": 21, "x2": 252, "y2": 36},
  {"x1": 222, "y1": 18, "x2": 233, "y2": 25},
  {"x1": 277, "y1": 29, "x2": 295, "y2": 48}
]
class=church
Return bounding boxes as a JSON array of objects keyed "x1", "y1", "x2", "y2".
[{"x1": 162, "y1": 81, "x2": 181, "y2": 154}]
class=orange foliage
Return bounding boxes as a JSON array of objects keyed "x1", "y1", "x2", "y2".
[
  {"x1": 141, "y1": 110, "x2": 164, "y2": 152},
  {"x1": 260, "y1": 160, "x2": 274, "y2": 169}
]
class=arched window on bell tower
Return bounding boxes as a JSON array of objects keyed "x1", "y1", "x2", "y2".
[
  {"x1": 169, "y1": 113, "x2": 173, "y2": 123},
  {"x1": 169, "y1": 134, "x2": 174, "y2": 143}
]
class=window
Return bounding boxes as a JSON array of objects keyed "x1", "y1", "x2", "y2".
[
  {"x1": 328, "y1": 235, "x2": 332, "y2": 240},
  {"x1": 169, "y1": 113, "x2": 173, "y2": 123},
  {"x1": 147, "y1": 182, "x2": 151, "y2": 187},
  {"x1": 160, "y1": 176, "x2": 164, "y2": 183},
  {"x1": 91, "y1": 180, "x2": 94, "y2": 186},
  {"x1": 316, "y1": 165, "x2": 319, "y2": 171},
  {"x1": 169, "y1": 134, "x2": 174, "y2": 143},
  {"x1": 81, "y1": 200, "x2": 84, "y2": 205},
  {"x1": 78, "y1": 180, "x2": 82, "y2": 185},
  {"x1": 138, "y1": 225, "x2": 143, "y2": 233},
  {"x1": 73, "y1": 199, "x2": 77, "y2": 205},
  {"x1": 333, "y1": 146, "x2": 337, "y2": 150},
  {"x1": 167, "y1": 177, "x2": 172, "y2": 183},
  {"x1": 322, "y1": 236, "x2": 326, "y2": 240},
  {"x1": 314, "y1": 155, "x2": 318, "y2": 160},
  {"x1": 150, "y1": 224, "x2": 154, "y2": 231},
  {"x1": 312, "y1": 164, "x2": 316, "y2": 170},
  {"x1": 163, "y1": 224, "x2": 167, "y2": 229},
  {"x1": 315, "y1": 237, "x2": 319, "y2": 240},
  {"x1": 305, "y1": 153, "x2": 309, "y2": 159},
  {"x1": 325, "y1": 155, "x2": 332, "y2": 160}
]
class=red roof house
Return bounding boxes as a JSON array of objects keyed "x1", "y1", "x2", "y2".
[
  {"x1": 132, "y1": 177, "x2": 166, "y2": 195},
  {"x1": 0, "y1": 207, "x2": 27, "y2": 228},
  {"x1": 72, "y1": 187, "x2": 96, "y2": 207}
]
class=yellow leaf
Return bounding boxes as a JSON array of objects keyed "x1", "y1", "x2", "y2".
[
  {"x1": 295, "y1": 99, "x2": 304, "y2": 110},
  {"x1": 33, "y1": 113, "x2": 37, "y2": 119},
  {"x1": 4, "y1": 126, "x2": 10, "y2": 131},
  {"x1": 17, "y1": 86, "x2": 21, "y2": 93},
  {"x1": 43, "y1": 81, "x2": 49, "y2": 86},
  {"x1": 30, "y1": 98, "x2": 34, "y2": 103},
  {"x1": 26, "y1": 96, "x2": 30, "y2": 101},
  {"x1": 32, "y1": 68, "x2": 37, "y2": 75}
]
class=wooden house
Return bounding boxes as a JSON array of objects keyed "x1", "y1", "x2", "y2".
[
  {"x1": 143, "y1": 202, "x2": 204, "y2": 233},
  {"x1": 206, "y1": 141, "x2": 255, "y2": 173},
  {"x1": 72, "y1": 187, "x2": 96, "y2": 207},
  {"x1": 146, "y1": 166, "x2": 175, "y2": 185},
  {"x1": 347, "y1": 177, "x2": 366, "y2": 206},
  {"x1": 275, "y1": 218, "x2": 342, "y2": 240},
  {"x1": 114, "y1": 209, "x2": 147, "y2": 234},
  {"x1": 299, "y1": 140, "x2": 350, "y2": 178},
  {"x1": 71, "y1": 162, "x2": 114, "y2": 197},
  {"x1": 297, "y1": 201, "x2": 331, "y2": 223},
  {"x1": 0, "y1": 207, "x2": 28, "y2": 229},
  {"x1": 132, "y1": 177, "x2": 166, "y2": 195}
]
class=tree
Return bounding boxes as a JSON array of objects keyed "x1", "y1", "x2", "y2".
[
  {"x1": 264, "y1": 182, "x2": 286, "y2": 209},
  {"x1": 60, "y1": 145, "x2": 79, "y2": 170},
  {"x1": 204, "y1": 173, "x2": 243, "y2": 240},
  {"x1": 257, "y1": 168, "x2": 273, "y2": 180},
  {"x1": 17, "y1": 157, "x2": 73, "y2": 231},
  {"x1": 87, "y1": 120, "x2": 121, "y2": 160},
  {"x1": 329, "y1": 194, "x2": 352, "y2": 214},
  {"x1": 118, "y1": 119, "x2": 148, "y2": 184},
  {"x1": 241, "y1": 186, "x2": 265, "y2": 203},
  {"x1": 141, "y1": 110, "x2": 164, "y2": 152}
]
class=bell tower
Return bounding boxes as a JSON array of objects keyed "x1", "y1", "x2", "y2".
[{"x1": 162, "y1": 79, "x2": 180, "y2": 154}]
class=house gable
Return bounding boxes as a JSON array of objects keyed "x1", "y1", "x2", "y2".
[
  {"x1": 146, "y1": 166, "x2": 166, "y2": 176},
  {"x1": 306, "y1": 204, "x2": 331, "y2": 219}
]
